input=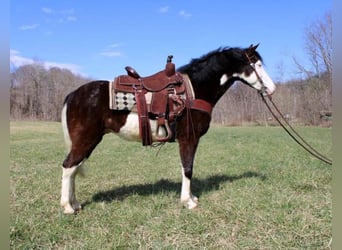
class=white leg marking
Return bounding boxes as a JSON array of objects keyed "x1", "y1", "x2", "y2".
[
  {"x1": 60, "y1": 161, "x2": 86, "y2": 214},
  {"x1": 180, "y1": 167, "x2": 198, "y2": 209},
  {"x1": 61, "y1": 166, "x2": 78, "y2": 214}
]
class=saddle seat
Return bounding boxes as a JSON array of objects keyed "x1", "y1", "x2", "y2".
[
  {"x1": 112, "y1": 55, "x2": 188, "y2": 146},
  {"x1": 115, "y1": 56, "x2": 184, "y2": 93}
]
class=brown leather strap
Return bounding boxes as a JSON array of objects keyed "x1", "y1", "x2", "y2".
[
  {"x1": 135, "y1": 91, "x2": 152, "y2": 145},
  {"x1": 181, "y1": 74, "x2": 195, "y2": 100},
  {"x1": 181, "y1": 74, "x2": 212, "y2": 115},
  {"x1": 189, "y1": 99, "x2": 213, "y2": 116}
]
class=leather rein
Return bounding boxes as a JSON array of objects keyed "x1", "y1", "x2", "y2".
[{"x1": 246, "y1": 53, "x2": 332, "y2": 165}]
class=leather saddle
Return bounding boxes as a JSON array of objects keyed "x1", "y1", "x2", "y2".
[
  {"x1": 115, "y1": 55, "x2": 185, "y2": 93},
  {"x1": 113, "y1": 55, "x2": 187, "y2": 146}
]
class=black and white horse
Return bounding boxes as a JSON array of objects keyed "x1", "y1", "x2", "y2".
[{"x1": 60, "y1": 44, "x2": 276, "y2": 214}]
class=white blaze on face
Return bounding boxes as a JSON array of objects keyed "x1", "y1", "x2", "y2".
[{"x1": 233, "y1": 60, "x2": 276, "y2": 95}]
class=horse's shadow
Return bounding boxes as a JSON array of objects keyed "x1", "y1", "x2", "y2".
[{"x1": 89, "y1": 171, "x2": 266, "y2": 205}]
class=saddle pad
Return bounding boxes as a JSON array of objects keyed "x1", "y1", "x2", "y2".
[
  {"x1": 109, "y1": 81, "x2": 136, "y2": 110},
  {"x1": 115, "y1": 92, "x2": 136, "y2": 110}
]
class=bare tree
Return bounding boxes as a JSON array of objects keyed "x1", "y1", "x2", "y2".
[
  {"x1": 291, "y1": 12, "x2": 332, "y2": 125},
  {"x1": 10, "y1": 64, "x2": 91, "y2": 121},
  {"x1": 294, "y1": 12, "x2": 332, "y2": 78}
]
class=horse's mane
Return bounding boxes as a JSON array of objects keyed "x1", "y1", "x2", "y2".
[{"x1": 177, "y1": 46, "x2": 263, "y2": 79}]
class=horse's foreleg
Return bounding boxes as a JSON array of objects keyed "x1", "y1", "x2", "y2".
[
  {"x1": 181, "y1": 166, "x2": 199, "y2": 209},
  {"x1": 179, "y1": 139, "x2": 199, "y2": 209}
]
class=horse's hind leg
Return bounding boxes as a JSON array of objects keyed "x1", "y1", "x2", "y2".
[
  {"x1": 60, "y1": 105, "x2": 102, "y2": 214},
  {"x1": 61, "y1": 161, "x2": 84, "y2": 214},
  {"x1": 61, "y1": 136, "x2": 102, "y2": 214}
]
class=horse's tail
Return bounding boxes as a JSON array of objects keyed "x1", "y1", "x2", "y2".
[
  {"x1": 61, "y1": 95, "x2": 72, "y2": 153},
  {"x1": 61, "y1": 93, "x2": 86, "y2": 177}
]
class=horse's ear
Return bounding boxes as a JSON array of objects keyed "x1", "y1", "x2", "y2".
[
  {"x1": 245, "y1": 43, "x2": 260, "y2": 61},
  {"x1": 253, "y1": 43, "x2": 260, "y2": 50},
  {"x1": 249, "y1": 43, "x2": 259, "y2": 50}
]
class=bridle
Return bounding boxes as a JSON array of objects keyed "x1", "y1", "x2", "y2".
[
  {"x1": 244, "y1": 52, "x2": 332, "y2": 165},
  {"x1": 245, "y1": 52, "x2": 268, "y2": 95}
]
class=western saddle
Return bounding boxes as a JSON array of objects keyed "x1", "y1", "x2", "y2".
[{"x1": 113, "y1": 55, "x2": 194, "y2": 146}]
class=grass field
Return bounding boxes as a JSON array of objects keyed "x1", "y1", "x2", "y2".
[{"x1": 10, "y1": 121, "x2": 332, "y2": 249}]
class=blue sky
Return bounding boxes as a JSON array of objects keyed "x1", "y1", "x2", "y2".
[{"x1": 10, "y1": 1, "x2": 331, "y2": 82}]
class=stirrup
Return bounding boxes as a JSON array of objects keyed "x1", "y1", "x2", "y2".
[{"x1": 155, "y1": 119, "x2": 173, "y2": 142}]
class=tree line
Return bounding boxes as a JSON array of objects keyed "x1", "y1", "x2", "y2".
[
  {"x1": 212, "y1": 72, "x2": 331, "y2": 126},
  {"x1": 10, "y1": 13, "x2": 331, "y2": 126},
  {"x1": 9, "y1": 62, "x2": 332, "y2": 126},
  {"x1": 10, "y1": 64, "x2": 91, "y2": 121}
]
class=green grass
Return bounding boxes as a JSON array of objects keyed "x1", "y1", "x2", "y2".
[{"x1": 10, "y1": 121, "x2": 332, "y2": 249}]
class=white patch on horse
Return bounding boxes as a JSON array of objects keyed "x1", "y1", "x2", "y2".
[
  {"x1": 233, "y1": 60, "x2": 276, "y2": 95},
  {"x1": 220, "y1": 74, "x2": 228, "y2": 85},
  {"x1": 118, "y1": 113, "x2": 164, "y2": 141},
  {"x1": 117, "y1": 113, "x2": 140, "y2": 141},
  {"x1": 233, "y1": 68, "x2": 258, "y2": 87}
]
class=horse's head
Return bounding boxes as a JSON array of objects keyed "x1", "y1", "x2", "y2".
[{"x1": 232, "y1": 44, "x2": 276, "y2": 96}]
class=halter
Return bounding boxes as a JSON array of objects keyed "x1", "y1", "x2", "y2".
[{"x1": 244, "y1": 52, "x2": 268, "y2": 95}]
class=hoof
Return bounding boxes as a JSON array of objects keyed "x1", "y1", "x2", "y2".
[
  {"x1": 62, "y1": 204, "x2": 76, "y2": 214},
  {"x1": 72, "y1": 201, "x2": 82, "y2": 211},
  {"x1": 181, "y1": 195, "x2": 199, "y2": 209},
  {"x1": 61, "y1": 201, "x2": 82, "y2": 214}
]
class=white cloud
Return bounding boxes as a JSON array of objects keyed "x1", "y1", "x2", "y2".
[
  {"x1": 61, "y1": 8, "x2": 75, "y2": 15},
  {"x1": 159, "y1": 6, "x2": 169, "y2": 13},
  {"x1": 66, "y1": 16, "x2": 77, "y2": 22},
  {"x1": 10, "y1": 50, "x2": 34, "y2": 66},
  {"x1": 179, "y1": 10, "x2": 192, "y2": 18},
  {"x1": 41, "y1": 7, "x2": 53, "y2": 14},
  {"x1": 19, "y1": 24, "x2": 39, "y2": 30},
  {"x1": 99, "y1": 43, "x2": 123, "y2": 57},
  {"x1": 10, "y1": 49, "x2": 83, "y2": 75},
  {"x1": 44, "y1": 61, "x2": 82, "y2": 74},
  {"x1": 41, "y1": 7, "x2": 77, "y2": 23},
  {"x1": 108, "y1": 43, "x2": 121, "y2": 48},
  {"x1": 99, "y1": 51, "x2": 121, "y2": 57}
]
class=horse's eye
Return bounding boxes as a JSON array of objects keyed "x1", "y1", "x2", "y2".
[{"x1": 245, "y1": 66, "x2": 254, "y2": 75}]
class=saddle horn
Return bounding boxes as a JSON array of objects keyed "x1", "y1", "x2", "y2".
[{"x1": 165, "y1": 55, "x2": 175, "y2": 77}]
